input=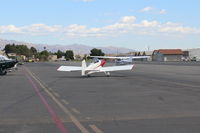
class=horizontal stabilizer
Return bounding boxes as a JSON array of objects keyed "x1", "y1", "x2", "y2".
[
  {"x1": 100, "y1": 65, "x2": 134, "y2": 72},
  {"x1": 57, "y1": 66, "x2": 82, "y2": 72}
]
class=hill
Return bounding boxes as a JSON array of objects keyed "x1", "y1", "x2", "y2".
[{"x1": 0, "y1": 39, "x2": 134, "y2": 54}]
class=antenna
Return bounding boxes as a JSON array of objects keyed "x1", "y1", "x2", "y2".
[{"x1": 147, "y1": 46, "x2": 150, "y2": 51}]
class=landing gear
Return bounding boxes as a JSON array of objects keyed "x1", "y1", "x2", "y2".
[
  {"x1": 85, "y1": 72, "x2": 110, "y2": 77},
  {"x1": 105, "y1": 72, "x2": 110, "y2": 77}
]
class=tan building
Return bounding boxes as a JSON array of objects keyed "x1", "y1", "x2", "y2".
[
  {"x1": 7, "y1": 53, "x2": 17, "y2": 57},
  {"x1": 0, "y1": 50, "x2": 5, "y2": 55},
  {"x1": 48, "y1": 55, "x2": 57, "y2": 61},
  {"x1": 152, "y1": 49, "x2": 183, "y2": 61}
]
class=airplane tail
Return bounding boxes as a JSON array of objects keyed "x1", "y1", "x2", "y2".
[{"x1": 81, "y1": 60, "x2": 87, "y2": 76}]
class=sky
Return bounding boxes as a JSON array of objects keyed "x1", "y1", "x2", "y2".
[{"x1": 0, "y1": 0, "x2": 200, "y2": 50}]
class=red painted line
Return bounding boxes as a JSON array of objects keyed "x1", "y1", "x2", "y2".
[{"x1": 24, "y1": 70, "x2": 68, "y2": 133}]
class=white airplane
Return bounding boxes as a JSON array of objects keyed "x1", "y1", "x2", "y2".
[
  {"x1": 57, "y1": 56, "x2": 150, "y2": 77},
  {"x1": 57, "y1": 59, "x2": 134, "y2": 77},
  {"x1": 91, "y1": 56, "x2": 150, "y2": 65}
]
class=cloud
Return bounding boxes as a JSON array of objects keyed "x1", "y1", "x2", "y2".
[
  {"x1": 159, "y1": 25, "x2": 200, "y2": 34},
  {"x1": 0, "y1": 16, "x2": 200, "y2": 37},
  {"x1": 159, "y1": 9, "x2": 166, "y2": 14},
  {"x1": 0, "y1": 25, "x2": 21, "y2": 33},
  {"x1": 79, "y1": 0, "x2": 95, "y2": 2},
  {"x1": 140, "y1": 6, "x2": 154, "y2": 12},
  {"x1": 120, "y1": 16, "x2": 136, "y2": 23},
  {"x1": 140, "y1": 6, "x2": 167, "y2": 15},
  {"x1": 141, "y1": 20, "x2": 158, "y2": 27}
]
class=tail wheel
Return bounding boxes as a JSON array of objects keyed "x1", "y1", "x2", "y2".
[{"x1": 106, "y1": 72, "x2": 110, "y2": 77}]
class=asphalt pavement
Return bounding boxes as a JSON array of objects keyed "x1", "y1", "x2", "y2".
[{"x1": 0, "y1": 61, "x2": 200, "y2": 133}]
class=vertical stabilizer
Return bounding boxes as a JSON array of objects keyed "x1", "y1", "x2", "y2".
[{"x1": 81, "y1": 60, "x2": 87, "y2": 76}]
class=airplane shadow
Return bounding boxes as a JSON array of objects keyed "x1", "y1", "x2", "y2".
[{"x1": 57, "y1": 74, "x2": 127, "y2": 79}]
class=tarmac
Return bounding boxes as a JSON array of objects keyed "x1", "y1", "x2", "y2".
[{"x1": 0, "y1": 61, "x2": 200, "y2": 133}]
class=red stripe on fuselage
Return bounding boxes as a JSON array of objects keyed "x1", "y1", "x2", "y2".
[
  {"x1": 100, "y1": 60, "x2": 106, "y2": 67},
  {"x1": 94, "y1": 60, "x2": 106, "y2": 69}
]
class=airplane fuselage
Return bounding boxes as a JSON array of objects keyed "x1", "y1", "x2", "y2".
[{"x1": 86, "y1": 60, "x2": 106, "y2": 70}]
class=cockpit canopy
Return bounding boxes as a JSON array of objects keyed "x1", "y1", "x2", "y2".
[{"x1": 92, "y1": 58, "x2": 99, "y2": 63}]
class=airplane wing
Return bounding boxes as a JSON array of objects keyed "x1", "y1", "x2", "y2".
[
  {"x1": 57, "y1": 66, "x2": 82, "y2": 72},
  {"x1": 90, "y1": 56, "x2": 129, "y2": 59},
  {"x1": 100, "y1": 65, "x2": 134, "y2": 72},
  {"x1": 131, "y1": 56, "x2": 150, "y2": 59},
  {"x1": 90, "y1": 56, "x2": 150, "y2": 59}
]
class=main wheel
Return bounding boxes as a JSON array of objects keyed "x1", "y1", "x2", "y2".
[{"x1": 106, "y1": 72, "x2": 110, "y2": 77}]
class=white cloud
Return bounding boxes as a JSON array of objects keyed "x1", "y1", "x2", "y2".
[
  {"x1": 159, "y1": 26, "x2": 200, "y2": 34},
  {"x1": 0, "y1": 16, "x2": 200, "y2": 37},
  {"x1": 0, "y1": 25, "x2": 21, "y2": 33},
  {"x1": 140, "y1": 6, "x2": 167, "y2": 15},
  {"x1": 141, "y1": 6, "x2": 154, "y2": 12},
  {"x1": 80, "y1": 0, "x2": 95, "y2": 2},
  {"x1": 22, "y1": 24, "x2": 61, "y2": 33},
  {"x1": 120, "y1": 16, "x2": 136, "y2": 23},
  {"x1": 159, "y1": 9, "x2": 166, "y2": 14},
  {"x1": 141, "y1": 20, "x2": 159, "y2": 27}
]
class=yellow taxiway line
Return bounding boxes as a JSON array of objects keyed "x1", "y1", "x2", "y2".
[
  {"x1": 24, "y1": 67, "x2": 90, "y2": 133},
  {"x1": 89, "y1": 124, "x2": 104, "y2": 133}
]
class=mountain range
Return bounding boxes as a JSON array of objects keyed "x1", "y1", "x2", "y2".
[{"x1": 0, "y1": 39, "x2": 134, "y2": 54}]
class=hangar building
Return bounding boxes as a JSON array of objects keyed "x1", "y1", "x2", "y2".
[{"x1": 152, "y1": 49, "x2": 183, "y2": 61}]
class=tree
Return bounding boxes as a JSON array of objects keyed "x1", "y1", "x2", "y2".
[
  {"x1": 56, "y1": 50, "x2": 64, "y2": 59},
  {"x1": 4, "y1": 44, "x2": 16, "y2": 54},
  {"x1": 134, "y1": 52, "x2": 137, "y2": 56},
  {"x1": 75, "y1": 55, "x2": 81, "y2": 61},
  {"x1": 90, "y1": 48, "x2": 105, "y2": 56},
  {"x1": 83, "y1": 54, "x2": 89, "y2": 60},
  {"x1": 142, "y1": 51, "x2": 146, "y2": 56},
  {"x1": 15, "y1": 45, "x2": 31, "y2": 57},
  {"x1": 4, "y1": 44, "x2": 32, "y2": 57},
  {"x1": 30, "y1": 47, "x2": 37, "y2": 55},
  {"x1": 39, "y1": 50, "x2": 49, "y2": 61},
  {"x1": 65, "y1": 50, "x2": 74, "y2": 60}
]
